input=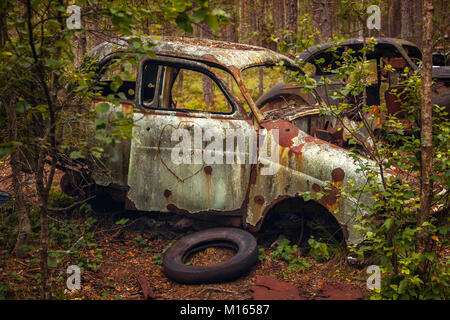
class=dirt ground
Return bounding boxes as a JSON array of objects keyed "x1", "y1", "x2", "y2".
[
  {"x1": 0, "y1": 160, "x2": 368, "y2": 300},
  {"x1": 0, "y1": 214, "x2": 368, "y2": 300}
]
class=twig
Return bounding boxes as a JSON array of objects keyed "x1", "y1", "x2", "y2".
[
  {"x1": 197, "y1": 287, "x2": 239, "y2": 297},
  {"x1": 48, "y1": 195, "x2": 95, "y2": 212}
]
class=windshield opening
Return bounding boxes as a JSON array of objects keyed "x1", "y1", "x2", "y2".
[{"x1": 240, "y1": 65, "x2": 287, "y2": 103}]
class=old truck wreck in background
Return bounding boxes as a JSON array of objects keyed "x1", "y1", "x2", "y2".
[
  {"x1": 60, "y1": 37, "x2": 380, "y2": 248},
  {"x1": 257, "y1": 37, "x2": 450, "y2": 126}
]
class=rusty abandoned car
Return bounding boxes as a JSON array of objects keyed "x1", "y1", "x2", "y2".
[{"x1": 59, "y1": 37, "x2": 380, "y2": 282}]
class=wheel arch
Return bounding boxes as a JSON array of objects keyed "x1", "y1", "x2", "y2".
[{"x1": 248, "y1": 195, "x2": 348, "y2": 245}]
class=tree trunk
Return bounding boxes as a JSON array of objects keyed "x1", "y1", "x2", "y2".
[
  {"x1": 311, "y1": 0, "x2": 331, "y2": 41},
  {"x1": 400, "y1": 0, "x2": 412, "y2": 40},
  {"x1": 321, "y1": 0, "x2": 332, "y2": 40},
  {"x1": 285, "y1": 0, "x2": 298, "y2": 35},
  {"x1": 331, "y1": 0, "x2": 338, "y2": 36},
  {"x1": 0, "y1": 7, "x2": 8, "y2": 47},
  {"x1": 414, "y1": 0, "x2": 423, "y2": 48},
  {"x1": 5, "y1": 103, "x2": 31, "y2": 258},
  {"x1": 76, "y1": 7, "x2": 87, "y2": 66},
  {"x1": 177, "y1": 70, "x2": 183, "y2": 91},
  {"x1": 225, "y1": 0, "x2": 238, "y2": 43},
  {"x1": 381, "y1": 1, "x2": 389, "y2": 37},
  {"x1": 312, "y1": 0, "x2": 321, "y2": 41},
  {"x1": 274, "y1": 0, "x2": 285, "y2": 35},
  {"x1": 388, "y1": 0, "x2": 401, "y2": 37},
  {"x1": 284, "y1": 0, "x2": 297, "y2": 57},
  {"x1": 240, "y1": 0, "x2": 247, "y2": 42},
  {"x1": 258, "y1": 0, "x2": 266, "y2": 96},
  {"x1": 2, "y1": 4, "x2": 31, "y2": 259},
  {"x1": 247, "y1": 0, "x2": 256, "y2": 44},
  {"x1": 416, "y1": 0, "x2": 434, "y2": 275},
  {"x1": 35, "y1": 170, "x2": 51, "y2": 299}
]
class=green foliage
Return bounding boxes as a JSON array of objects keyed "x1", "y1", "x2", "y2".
[
  {"x1": 271, "y1": 238, "x2": 311, "y2": 274},
  {"x1": 258, "y1": 248, "x2": 266, "y2": 261},
  {"x1": 152, "y1": 254, "x2": 163, "y2": 265},
  {"x1": 153, "y1": 240, "x2": 176, "y2": 265},
  {"x1": 308, "y1": 238, "x2": 330, "y2": 262},
  {"x1": 0, "y1": 283, "x2": 7, "y2": 300},
  {"x1": 48, "y1": 188, "x2": 74, "y2": 208},
  {"x1": 133, "y1": 235, "x2": 147, "y2": 248},
  {"x1": 285, "y1": 29, "x2": 449, "y2": 299},
  {"x1": 115, "y1": 218, "x2": 129, "y2": 225},
  {"x1": 347, "y1": 70, "x2": 449, "y2": 299},
  {"x1": 47, "y1": 207, "x2": 102, "y2": 272}
]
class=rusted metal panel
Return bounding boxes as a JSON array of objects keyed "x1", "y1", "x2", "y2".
[
  {"x1": 246, "y1": 120, "x2": 375, "y2": 245},
  {"x1": 127, "y1": 115, "x2": 254, "y2": 213},
  {"x1": 296, "y1": 37, "x2": 421, "y2": 71},
  {"x1": 89, "y1": 36, "x2": 298, "y2": 72}
]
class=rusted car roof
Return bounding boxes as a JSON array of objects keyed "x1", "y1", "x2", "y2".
[
  {"x1": 297, "y1": 37, "x2": 421, "y2": 62},
  {"x1": 89, "y1": 36, "x2": 298, "y2": 71}
]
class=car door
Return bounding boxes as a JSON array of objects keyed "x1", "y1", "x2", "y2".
[{"x1": 126, "y1": 57, "x2": 255, "y2": 214}]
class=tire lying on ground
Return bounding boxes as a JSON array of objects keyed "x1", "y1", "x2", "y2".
[{"x1": 163, "y1": 227, "x2": 258, "y2": 284}]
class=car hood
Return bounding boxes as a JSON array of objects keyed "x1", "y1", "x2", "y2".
[{"x1": 262, "y1": 103, "x2": 320, "y2": 121}]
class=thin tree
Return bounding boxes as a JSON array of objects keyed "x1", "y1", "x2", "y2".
[
  {"x1": 321, "y1": 0, "x2": 332, "y2": 40},
  {"x1": 240, "y1": 0, "x2": 248, "y2": 42},
  {"x1": 0, "y1": 3, "x2": 31, "y2": 258},
  {"x1": 388, "y1": 0, "x2": 401, "y2": 37},
  {"x1": 414, "y1": 0, "x2": 422, "y2": 48},
  {"x1": 416, "y1": 0, "x2": 434, "y2": 274},
  {"x1": 258, "y1": 0, "x2": 266, "y2": 96},
  {"x1": 400, "y1": 0, "x2": 412, "y2": 40},
  {"x1": 285, "y1": 0, "x2": 298, "y2": 36}
]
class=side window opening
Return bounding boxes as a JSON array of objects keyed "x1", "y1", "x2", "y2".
[
  {"x1": 141, "y1": 62, "x2": 159, "y2": 107},
  {"x1": 170, "y1": 68, "x2": 232, "y2": 113},
  {"x1": 141, "y1": 61, "x2": 234, "y2": 114},
  {"x1": 240, "y1": 65, "x2": 285, "y2": 103}
]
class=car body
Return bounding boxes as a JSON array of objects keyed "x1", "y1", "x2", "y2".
[{"x1": 65, "y1": 37, "x2": 379, "y2": 245}]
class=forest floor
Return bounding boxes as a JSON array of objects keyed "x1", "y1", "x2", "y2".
[
  {"x1": 0, "y1": 162, "x2": 369, "y2": 300},
  {"x1": 0, "y1": 211, "x2": 369, "y2": 300},
  {"x1": 1, "y1": 218, "x2": 369, "y2": 300}
]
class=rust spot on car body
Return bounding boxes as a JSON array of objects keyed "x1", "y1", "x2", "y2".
[
  {"x1": 254, "y1": 195, "x2": 265, "y2": 204},
  {"x1": 261, "y1": 120, "x2": 299, "y2": 148},
  {"x1": 331, "y1": 168, "x2": 345, "y2": 183},
  {"x1": 289, "y1": 143, "x2": 305, "y2": 156},
  {"x1": 164, "y1": 189, "x2": 172, "y2": 198},
  {"x1": 204, "y1": 166, "x2": 212, "y2": 175},
  {"x1": 312, "y1": 183, "x2": 322, "y2": 192},
  {"x1": 318, "y1": 186, "x2": 341, "y2": 211}
]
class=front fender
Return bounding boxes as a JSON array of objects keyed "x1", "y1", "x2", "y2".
[{"x1": 246, "y1": 120, "x2": 375, "y2": 245}]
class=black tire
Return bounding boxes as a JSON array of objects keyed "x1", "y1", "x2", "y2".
[{"x1": 163, "y1": 227, "x2": 258, "y2": 284}]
